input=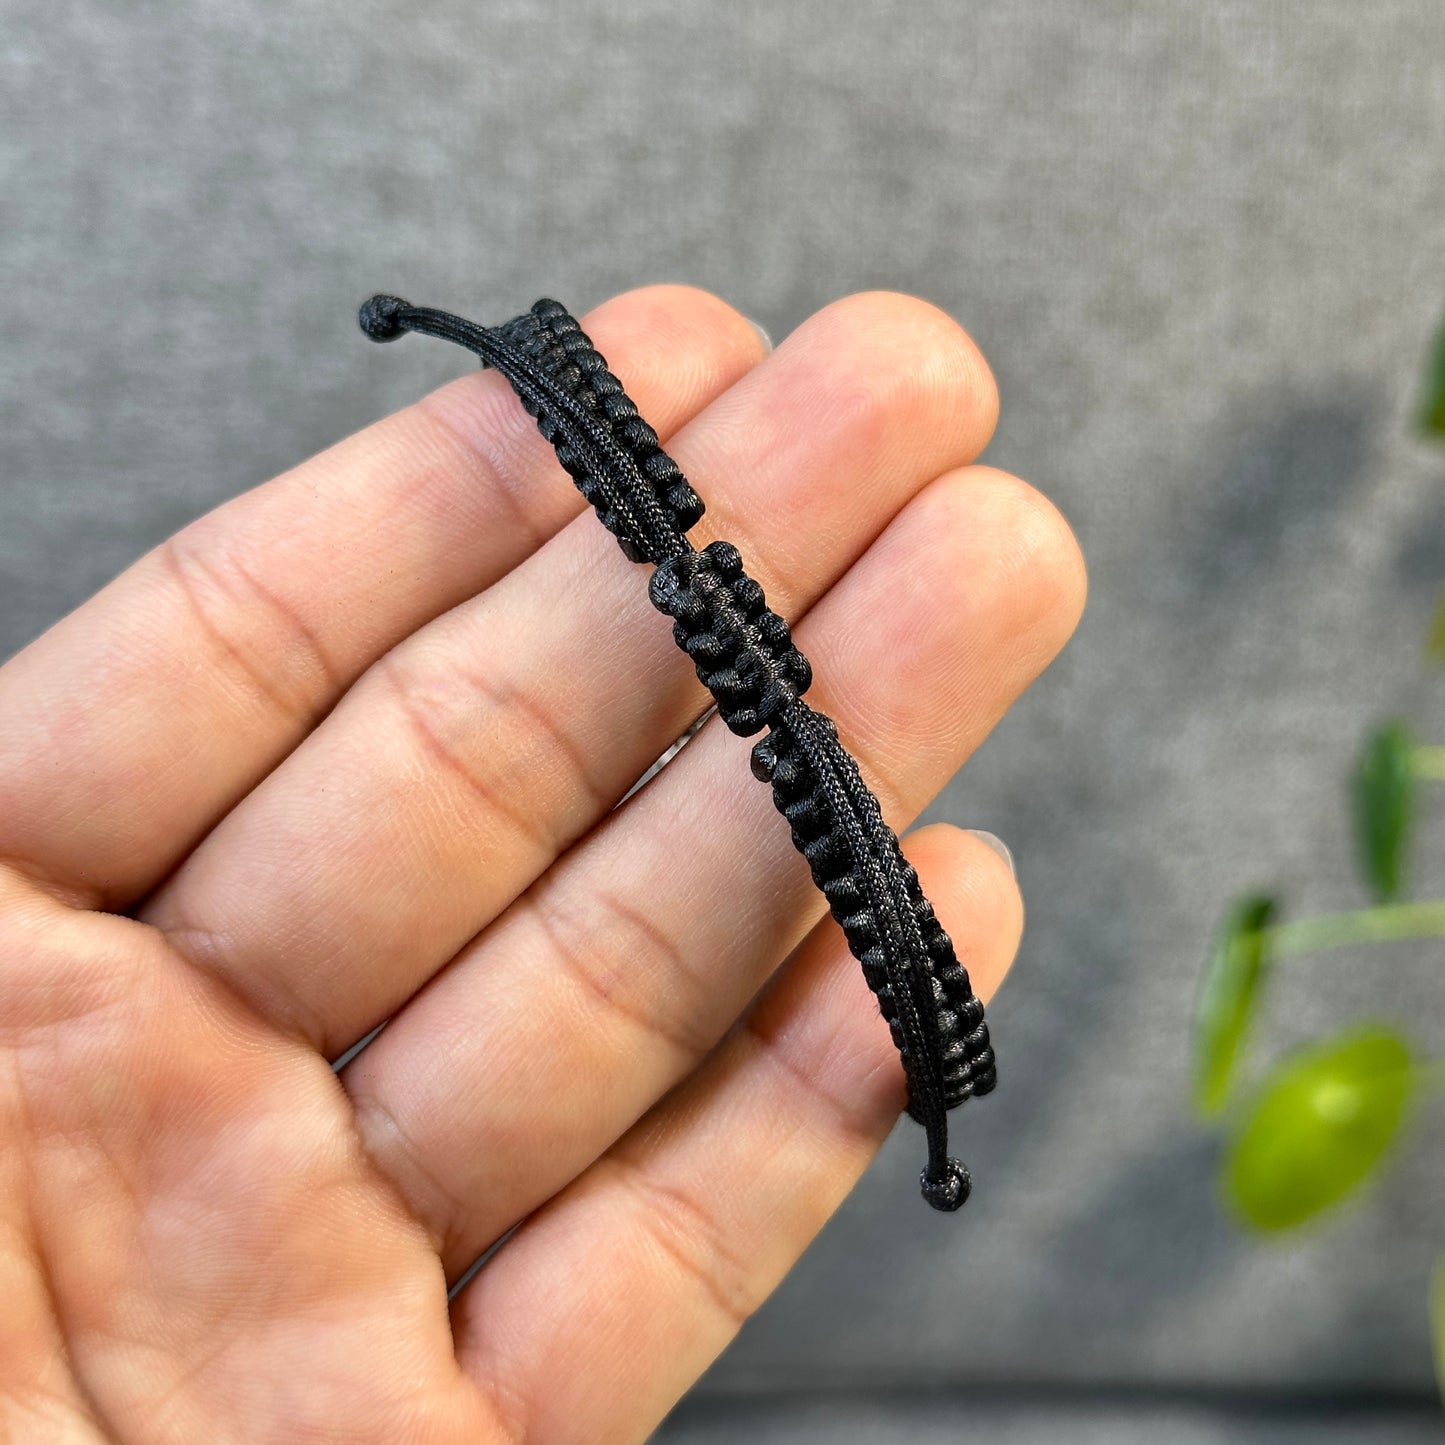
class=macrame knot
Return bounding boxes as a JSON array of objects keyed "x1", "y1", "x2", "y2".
[
  {"x1": 750, "y1": 710, "x2": 996, "y2": 1144},
  {"x1": 916, "y1": 958, "x2": 996, "y2": 1113},
  {"x1": 492, "y1": 301, "x2": 707, "y2": 551},
  {"x1": 358, "y1": 294, "x2": 411, "y2": 342},
  {"x1": 649, "y1": 541, "x2": 812, "y2": 735}
]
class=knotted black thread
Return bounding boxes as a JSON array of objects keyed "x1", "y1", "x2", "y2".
[
  {"x1": 359, "y1": 295, "x2": 995, "y2": 1210},
  {"x1": 649, "y1": 541, "x2": 812, "y2": 736}
]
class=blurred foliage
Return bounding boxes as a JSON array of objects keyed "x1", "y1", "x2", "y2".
[
  {"x1": 1433, "y1": 1259, "x2": 1445, "y2": 1399},
  {"x1": 1427, "y1": 594, "x2": 1445, "y2": 665},
  {"x1": 1224, "y1": 1025, "x2": 1413, "y2": 1231},
  {"x1": 1353, "y1": 721, "x2": 1417, "y2": 903},
  {"x1": 1194, "y1": 894, "x2": 1277, "y2": 1117},
  {"x1": 1193, "y1": 313, "x2": 1445, "y2": 1394},
  {"x1": 1421, "y1": 316, "x2": 1445, "y2": 438}
]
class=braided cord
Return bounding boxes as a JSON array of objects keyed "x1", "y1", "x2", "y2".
[{"x1": 359, "y1": 294, "x2": 995, "y2": 1211}]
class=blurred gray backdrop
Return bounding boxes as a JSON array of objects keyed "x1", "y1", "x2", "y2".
[{"x1": 5, "y1": 3, "x2": 1445, "y2": 1440}]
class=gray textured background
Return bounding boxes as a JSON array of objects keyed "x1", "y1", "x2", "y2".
[{"x1": 5, "y1": 2, "x2": 1445, "y2": 1439}]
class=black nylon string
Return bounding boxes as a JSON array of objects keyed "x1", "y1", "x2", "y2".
[{"x1": 359, "y1": 293, "x2": 995, "y2": 1211}]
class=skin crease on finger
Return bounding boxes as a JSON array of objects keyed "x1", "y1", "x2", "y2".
[{"x1": 0, "y1": 289, "x2": 1086, "y2": 1445}]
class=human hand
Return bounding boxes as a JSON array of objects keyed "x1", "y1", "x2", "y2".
[{"x1": 0, "y1": 286, "x2": 1084, "y2": 1443}]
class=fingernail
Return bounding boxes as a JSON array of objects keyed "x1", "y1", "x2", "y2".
[
  {"x1": 746, "y1": 316, "x2": 774, "y2": 354},
  {"x1": 967, "y1": 829, "x2": 1016, "y2": 878}
]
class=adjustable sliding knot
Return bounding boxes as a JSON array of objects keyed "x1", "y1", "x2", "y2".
[
  {"x1": 649, "y1": 542, "x2": 812, "y2": 736},
  {"x1": 358, "y1": 293, "x2": 997, "y2": 1213}
]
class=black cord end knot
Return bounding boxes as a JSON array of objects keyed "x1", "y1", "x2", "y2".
[
  {"x1": 358, "y1": 294, "x2": 412, "y2": 342},
  {"x1": 920, "y1": 1158, "x2": 972, "y2": 1212}
]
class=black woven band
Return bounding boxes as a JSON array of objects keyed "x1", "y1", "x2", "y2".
[{"x1": 359, "y1": 294, "x2": 995, "y2": 1211}]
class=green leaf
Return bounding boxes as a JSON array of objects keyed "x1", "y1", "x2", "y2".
[
  {"x1": 1431, "y1": 1257, "x2": 1445, "y2": 1402},
  {"x1": 1194, "y1": 894, "x2": 1277, "y2": 1117},
  {"x1": 1427, "y1": 593, "x2": 1445, "y2": 665},
  {"x1": 1420, "y1": 313, "x2": 1445, "y2": 439},
  {"x1": 1353, "y1": 721, "x2": 1417, "y2": 903},
  {"x1": 1224, "y1": 1024, "x2": 1414, "y2": 1232}
]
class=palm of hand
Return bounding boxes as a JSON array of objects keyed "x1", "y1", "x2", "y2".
[{"x1": 0, "y1": 287, "x2": 1083, "y2": 1443}]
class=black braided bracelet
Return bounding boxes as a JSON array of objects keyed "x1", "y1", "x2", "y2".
[{"x1": 358, "y1": 294, "x2": 996, "y2": 1212}]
